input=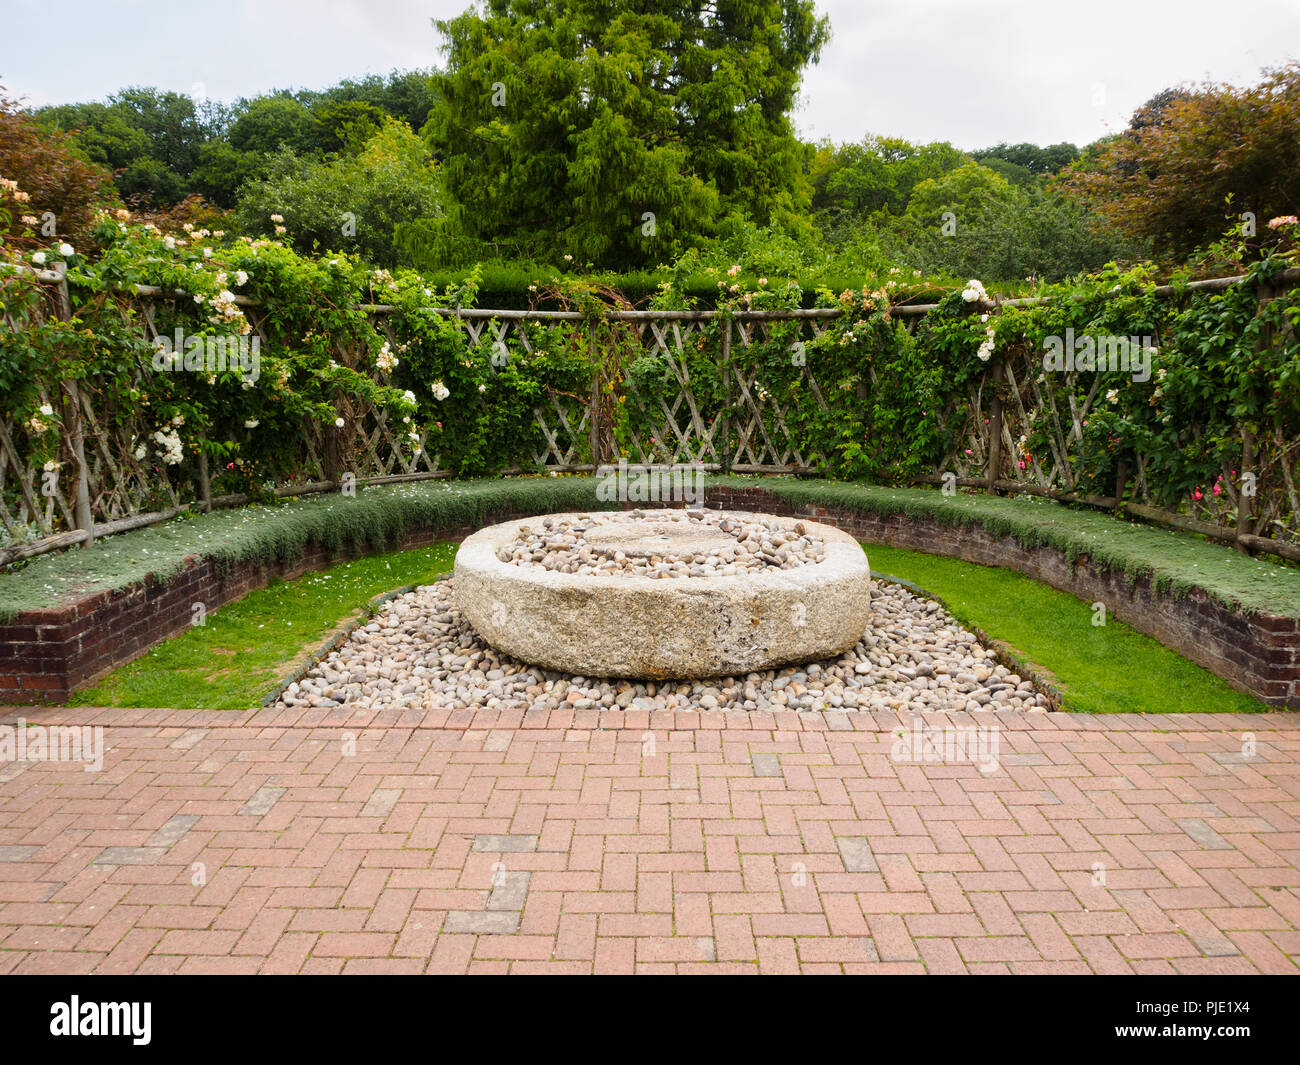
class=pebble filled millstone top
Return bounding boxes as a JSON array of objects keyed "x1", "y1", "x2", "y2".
[{"x1": 496, "y1": 509, "x2": 827, "y2": 578}]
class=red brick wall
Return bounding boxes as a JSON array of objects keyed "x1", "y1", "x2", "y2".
[
  {"x1": 0, "y1": 516, "x2": 511, "y2": 705},
  {"x1": 2, "y1": 489, "x2": 1295, "y2": 708}
]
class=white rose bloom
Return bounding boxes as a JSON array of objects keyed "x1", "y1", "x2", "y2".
[
  {"x1": 39, "y1": 403, "x2": 54, "y2": 417},
  {"x1": 334, "y1": 417, "x2": 345, "y2": 428},
  {"x1": 244, "y1": 419, "x2": 259, "y2": 429},
  {"x1": 32, "y1": 251, "x2": 45, "y2": 264},
  {"x1": 432, "y1": 381, "x2": 450, "y2": 401},
  {"x1": 58, "y1": 243, "x2": 74, "y2": 257}
]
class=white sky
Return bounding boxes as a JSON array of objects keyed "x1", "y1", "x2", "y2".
[{"x1": 3, "y1": 0, "x2": 1298, "y2": 149}]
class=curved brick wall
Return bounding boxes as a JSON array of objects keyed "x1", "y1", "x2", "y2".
[
  {"x1": 1, "y1": 486, "x2": 1295, "y2": 707},
  {"x1": 707, "y1": 486, "x2": 1298, "y2": 709}
]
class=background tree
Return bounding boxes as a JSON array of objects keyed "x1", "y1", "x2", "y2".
[
  {"x1": 227, "y1": 95, "x2": 318, "y2": 156},
  {"x1": 314, "y1": 100, "x2": 387, "y2": 154},
  {"x1": 0, "y1": 93, "x2": 120, "y2": 244},
  {"x1": 34, "y1": 71, "x2": 439, "y2": 213},
  {"x1": 903, "y1": 162, "x2": 1014, "y2": 227},
  {"x1": 303, "y1": 72, "x2": 440, "y2": 134},
  {"x1": 810, "y1": 137, "x2": 968, "y2": 230},
  {"x1": 970, "y1": 141, "x2": 1079, "y2": 175},
  {"x1": 39, "y1": 88, "x2": 223, "y2": 206},
  {"x1": 235, "y1": 118, "x2": 442, "y2": 267},
  {"x1": 423, "y1": 0, "x2": 829, "y2": 268},
  {"x1": 1059, "y1": 64, "x2": 1300, "y2": 258}
]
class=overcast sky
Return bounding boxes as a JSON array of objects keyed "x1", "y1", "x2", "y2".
[{"x1": 4, "y1": 0, "x2": 1298, "y2": 149}]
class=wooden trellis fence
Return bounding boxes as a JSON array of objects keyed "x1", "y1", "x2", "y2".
[{"x1": 2, "y1": 270, "x2": 1298, "y2": 565}]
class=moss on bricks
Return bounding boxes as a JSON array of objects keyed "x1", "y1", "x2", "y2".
[
  {"x1": 710, "y1": 477, "x2": 1300, "y2": 619},
  {"x1": 1, "y1": 474, "x2": 1297, "y2": 622},
  {"x1": 0, "y1": 477, "x2": 611, "y2": 621}
]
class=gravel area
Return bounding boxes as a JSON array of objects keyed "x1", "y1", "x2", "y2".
[
  {"x1": 273, "y1": 576, "x2": 1049, "y2": 713},
  {"x1": 496, "y1": 509, "x2": 826, "y2": 577}
]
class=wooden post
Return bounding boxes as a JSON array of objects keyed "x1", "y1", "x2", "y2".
[
  {"x1": 56, "y1": 279, "x2": 95, "y2": 548},
  {"x1": 65, "y1": 381, "x2": 94, "y2": 549},
  {"x1": 719, "y1": 318, "x2": 733, "y2": 474},
  {"x1": 985, "y1": 355, "x2": 1005, "y2": 495},
  {"x1": 324, "y1": 425, "x2": 341, "y2": 487},
  {"x1": 1236, "y1": 431, "x2": 1256, "y2": 553},
  {"x1": 588, "y1": 327, "x2": 602, "y2": 468},
  {"x1": 55, "y1": 273, "x2": 72, "y2": 321},
  {"x1": 197, "y1": 437, "x2": 212, "y2": 513},
  {"x1": 1238, "y1": 280, "x2": 1273, "y2": 552}
]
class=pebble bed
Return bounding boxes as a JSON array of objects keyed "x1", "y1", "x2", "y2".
[
  {"x1": 274, "y1": 577, "x2": 1049, "y2": 714},
  {"x1": 496, "y1": 510, "x2": 826, "y2": 577}
]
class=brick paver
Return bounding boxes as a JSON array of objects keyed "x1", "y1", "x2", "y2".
[{"x1": 1, "y1": 704, "x2": 1297, "y2": 974}]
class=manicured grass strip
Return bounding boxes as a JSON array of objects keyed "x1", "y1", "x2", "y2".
[
  {"x1": 0, "y1": 476, "x2": 611, "y2": 620},
  {"x1": 70, "y1": 543, "x2": 457, "y2": 710},
  {"x1": 864, "y1": 543, "x2": 1269, "y2": 714},
  {"x1": 63, "y1": 534, "x2": 1270, "y2": 713},
  {"x1": 713, "y1": 476, "x2": 1300, "y2": 618}
]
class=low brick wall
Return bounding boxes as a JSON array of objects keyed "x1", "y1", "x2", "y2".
[
  {"x1": 2, "y1": 487, "x2": 1296, "y2": 708},
  {"x1": 0, "y1": 513, "x2": 528, "y2": 705},
  {"x1": 706, "y1": 486, "x2": 1299, "y2": 709}
]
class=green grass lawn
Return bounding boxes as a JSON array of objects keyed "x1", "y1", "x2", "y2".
[
  {"x1": 70, "y1": 543, "x2": 456, "y2": 710},
  {"x1": 865, "y1": 543, "x2": 1269, "y2": 714},
  {"x1": 68, "y1": 537, "x2": 1269, "y2": 714}
]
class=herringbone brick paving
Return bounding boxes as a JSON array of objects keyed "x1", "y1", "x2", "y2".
[{"x1": 1, "y1": 704, "x2": 1298, "y2": 974}]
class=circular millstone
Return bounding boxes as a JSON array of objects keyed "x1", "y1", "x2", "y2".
[{"x1": 453, "y1": 510, "x2": 872, "y2": 679}]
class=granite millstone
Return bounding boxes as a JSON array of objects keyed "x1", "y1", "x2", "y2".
[{"x1": 453, "y1": 511, "x2": 872, "y2": 678}]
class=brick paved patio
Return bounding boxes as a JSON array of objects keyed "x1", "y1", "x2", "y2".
[{"x1": 1, "y1": 704, "x2": 1298, "y2": 974}]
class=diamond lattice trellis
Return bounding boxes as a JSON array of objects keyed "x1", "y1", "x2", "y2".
[{"x1": 2, "y1": 283, "x2": 1298, "y2": 563}]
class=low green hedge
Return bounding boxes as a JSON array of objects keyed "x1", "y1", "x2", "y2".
[
  {"x1": 1, "y1": 474, "x2": 1296, "y2": 621},
  {"x1": 714, "y1": 476, "x2": 1300, "y2": 618}
]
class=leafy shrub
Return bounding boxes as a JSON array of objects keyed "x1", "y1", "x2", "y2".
[{"x1": 234, "y1": 119, "x2": 443, "y2": 268}]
